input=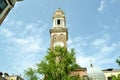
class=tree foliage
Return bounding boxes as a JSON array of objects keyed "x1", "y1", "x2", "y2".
[
  {"x1": 25, "y1": 46, "x2": 80, "y2": 80},
  {"x1": 24, "y1": 68, "x2": 38, "y2": 80},
  {"x1": 116, "y1": 56, "x2": 120, "y2": 66},
  {"x1": 112, "y1": 57, "x2": 120, "y2": 80},
  {"x1": 112, "y1": 74, "x2": 120, "y2": 80}
]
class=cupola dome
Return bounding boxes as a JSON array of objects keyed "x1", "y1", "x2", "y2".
[
  {"x1": 53, "y1": 8, "x2": 65, "y2": 18},
  {"x1": 87, "y1": 67, "x2": 106, "y2": 80}
]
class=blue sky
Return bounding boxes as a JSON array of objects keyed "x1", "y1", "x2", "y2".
[{"x1": 0, "y1": 0, "x2": 120, "y2": 76}]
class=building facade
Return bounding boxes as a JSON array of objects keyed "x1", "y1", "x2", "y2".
[
  {"x1": 0, "y1": 0, "x2": 22, "y2": 25},
  {"x1": 103, "y1": 68, "x2": 120, "y2": 80},
  {"x1": 0, "y1": 72, "x2": 24, "y2": 80},
  {"x1": 71, "y1": 68, "x2": 88, "y2": 80}
]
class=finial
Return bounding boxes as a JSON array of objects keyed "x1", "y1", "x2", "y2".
[{"x1": 90, "y1": 59, "x2": 93, "y2": 67}]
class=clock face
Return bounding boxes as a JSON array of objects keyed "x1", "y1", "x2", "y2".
[
  {"x1": 60, "y1": 34, "x2": 64, "y2": 41},
  {"x1": 53, "y1": 42, "x2": 64, "y2": 47}
]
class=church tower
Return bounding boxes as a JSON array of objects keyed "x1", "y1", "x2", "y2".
[{"x1": 49, "y1": 8, "x2": 68, "y2": 49}]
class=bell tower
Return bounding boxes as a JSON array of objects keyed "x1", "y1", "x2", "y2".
[{"x1": 49, "y1": 8, "x2": 68, "y2": 49}]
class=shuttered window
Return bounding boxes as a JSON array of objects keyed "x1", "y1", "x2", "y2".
[{"x1": 0, "y1": 0, "x2": 7, "y2": 14}]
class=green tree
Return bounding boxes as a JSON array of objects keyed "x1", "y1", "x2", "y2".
[
  {"x1": 117, "y1": 74, "x2": 120, "y2": 80},
  {"x1": 24, "y1": 68, "x2": 38, "y2": 80},
  {"x1": 111, "y1": 57, "x2": 120, "y2": 80},
  {"x1": 112, "y1": 75, "x2": 117, "y2": 80},
  {"x1": 71, "y1": 75, "x2": 81, "y2": 80},
  {"x1": 25, "y1": 46, "x2": 80, "y2": 80},
  {"x1": 116, "y1": 56, "x2": 120, "y2": 66},
  {"x1": 37, "y1": 46, "x2": 80, "y2": 80},
  {"x1": 112, "y1": 74, "x2": 120, "y2": 80}
]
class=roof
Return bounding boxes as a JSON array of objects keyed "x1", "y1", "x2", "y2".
[
  {"x1": 103, "y1": 68, "x2": 120, "y2": 72},
  {"x1": 74, "y1": 68, "x2": 87, "y2": 71},
  {"x1": 53, "y1": 8, "x2": 65, "y2": 18}
]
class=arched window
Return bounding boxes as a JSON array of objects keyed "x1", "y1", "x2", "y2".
[{"x1": 57, "y1": 19, "x2": 60, "y2": 25}]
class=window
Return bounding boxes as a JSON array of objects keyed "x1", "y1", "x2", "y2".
[
  {"x1": 107, "y1": 77, "x2": 112, "y2": 80},
  {"x1": 8, "y1": 0, "x2": 13, "y2": 5},
  {"x1": 54, "y1": 36, "x2": 57, "y2": 40},
  {"x1": 0, "y1": 0, "x2": 7, "y2": 14},
  {"x1": 82, "y1": 75, "x2": 89, "y2": 80},
  {"x1": 57, "y1": 19, "x2": 60, "y2": 25}
]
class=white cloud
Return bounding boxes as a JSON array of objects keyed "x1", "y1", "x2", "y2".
[
  {"x1": 97, "y1": 0, "x2": 106, "y2": 13},
  {"x1": 68, "y1": 36, "x2": 91, "y2": 67},
  {"x1": 91, "y1": 34, "x2": 116, "y2": 56},
  {"x1": 97, "y1": 0, "x2": 119, "y2": 13},
  {"x1": 0, "y1": 28, "x2": 14, "y2": 38},
  {"x1": 92, "y1": 34, "x2": 110, "y2": 48},
  {"x1": 68, "y1": 33, "x2": 120, "y2": 69},
  {"x1": 90, "y1": 34, "x2": 120, "y2": 68},
  {"x1": 0, "y1": 18, "x2": 49, "y2": 75},
  {"x1": 68, "y1": 36, "x2": 87, "y2": 55},
  {"x1": 103, "y1": 25, "x2": 109, "y2": 29},
  {"x1": 13, "y1": 38, "x2": 30, "y2": 45},
  {"x1": 111, "y1": 0, "x2": 119, "y2": 3},
  {"x1": 12, "y1": 37, "x2": 43, "y2": 53},
  {"x1": 76, "y1": 54, "x2": 91, "y2": 68}
]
